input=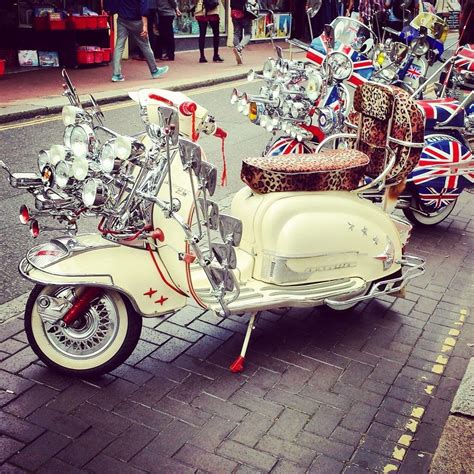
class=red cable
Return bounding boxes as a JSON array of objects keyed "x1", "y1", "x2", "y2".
[{"x1": 146, "y1": 243, "x2": 187, "y2": 296}]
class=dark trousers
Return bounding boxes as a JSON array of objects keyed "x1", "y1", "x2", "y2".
[
  {"x1": 198, "y1": 19, "x2": 220, "y2": 58},
  {"x1": 157, "y1": 15, "x2": 175, "y2": 59}
]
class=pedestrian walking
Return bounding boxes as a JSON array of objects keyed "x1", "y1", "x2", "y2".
[
  {"x1": 105, "y1": 0, "x2": 169, "y2": 82},
  {"x1": 230, "y1": 0, "x2": 252, "y2": 65},
  {"x1": 194, "y1": 0, "x2": 224, "y2": 63},
  {"x1": 156, "y1": 0, "x2": 181, "y2": 61}
]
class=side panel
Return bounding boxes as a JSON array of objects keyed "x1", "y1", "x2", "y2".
[{"x1": 22, "y1": 235, "x2": 187, "y2": 316}]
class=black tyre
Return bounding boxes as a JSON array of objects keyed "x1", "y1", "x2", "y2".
[
  {"x1": 403, "y1": 200, "x2": 456, "y2": 226},
  {"x1": 25, "y1": 285, "x2": 142, "y2": 377}
]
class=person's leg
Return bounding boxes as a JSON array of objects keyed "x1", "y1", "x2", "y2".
[
  {"x1": 239, "y1": 17, "x2": 252, "y2": 50},
  {"x1": 147, "y1": 9, "x2": 159, "y2": 58},
  {"x1": 160, "y1": 16, "x2": 175, "y2": 60},
  {"x1": 112, "y1": 18, "x2": 129, "y2": 78},
  {"x1": 232, "y1": 18, "x2": 243, "y2": 48},
  {"x1": 198, "y1": 20, "x2": 207, "y2": 61},
  {"x1": 210, "y1": 19, "x2": 222, "y2": 61},
  {"x1": 130, "y1": 19, "x2": 160, "y2": 74}
]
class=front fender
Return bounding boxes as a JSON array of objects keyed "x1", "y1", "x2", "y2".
[{"x1": 20, "y1": 234, "x2": 188, "y2": 316}]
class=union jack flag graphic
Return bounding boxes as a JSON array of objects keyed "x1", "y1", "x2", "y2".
[
  {"x1": 418, "y1": 187, "x2": 460, "y2": 209},
  {"x1": 406, "y1": 63, "x2": 422, "y2": 79},
  {"x1": 267, "y1": 137, "x2": 317, "y2": 156},
  {"x1": 417, "y1": 98, "x2": 465, "y2": 128},
  {"x1": 455, "y1": 44, "x2": 474, "y2": 72},
  {"x1": 409, "y1": 137, "x2": 474, "y2": 189}
]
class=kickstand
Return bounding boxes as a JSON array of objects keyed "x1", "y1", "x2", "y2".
[{"x1": 229, "y1": 312, "x2": 258, "y2": 373}]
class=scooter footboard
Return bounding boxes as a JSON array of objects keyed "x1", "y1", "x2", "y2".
[
  {"x1": 19, "y1": 235, "x2": 188, "y2": 317},
  {"x1": 324, "y1": 255, "x2": 425, "y2": 308}
]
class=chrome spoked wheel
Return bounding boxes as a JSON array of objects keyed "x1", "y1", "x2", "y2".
[{"x1": 25, "y1": 285, "x2": 142, "y2": 377}]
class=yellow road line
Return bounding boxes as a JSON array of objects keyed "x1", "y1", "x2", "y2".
[{"x1": 0, "y1": 78, "x2": 252, "y2": 132}]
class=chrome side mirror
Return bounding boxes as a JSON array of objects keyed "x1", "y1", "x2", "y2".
[
  {"x1": 219, "y1": 214, "x2": 242, "y2": 247},
  {"x1": 307, "y1": 0, "x2": 322, "y2": 17},
  {"x1": 158, "y1": 106, "x2": 180, "y2": 146},
  {"x1": 198, "y1": 198, "x2": 219, "y2": 230},
  {"x1": 199, "y1": 162, "x2": 217, "y2": 196},
  {"x1": 62, "y1": 69, "x2": 81, "y2": 107},
  {"x1": 179, "y1": 137, "x2": 202, "y2": 175},
  {"x1": 209, "y1": 265, "x2": 235, "y2": 292},
  {"x1": 212, "y1": 243, "x2": 237, "y2": 269}
]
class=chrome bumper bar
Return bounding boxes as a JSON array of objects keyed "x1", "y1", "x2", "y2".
[{"x1": 324, "y1": 255, "x2": 425, "y2": 307}]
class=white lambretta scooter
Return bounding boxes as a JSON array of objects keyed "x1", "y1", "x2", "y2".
[{"x1": 1, "y1": 72, "x2": 424, "y2": 376}]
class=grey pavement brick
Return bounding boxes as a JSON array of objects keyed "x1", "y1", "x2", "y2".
[
  {"x1": 275, "y1": 365, "x2": 313, "y2": 394},
  {"x1": 47, "y1": 381, "x2": 98, "y2": 413},
  {"x1": 217, "y1": 440, "x2": 278, "y2": 471},
  {"x1": 155, "y1": 320, "x2": 203, "y2": 342},
  {"x1": 204, "y1": 372, "x2": 246, "y2": 400},
  {"x1": 131, "y1": 451, "x2": 195, "y2": 474},
  {"x1": 85, "y1": 453, "x2": 145, "y2": 474},
  {"x1": 256, "y1": 434, "x2": 315, "y2": 468},
  {"x1": 103, "y1": 423, "x2": 158, "y2": 462},
  {"x1": 296, "y1": 431, "x2": 355, "y2": 462},
  {"x1": 174, "y1": 443, "x2": 238, "y2": 472},
  {"x1": 169, "y1": 373, "x2": 213, "y2": 403},
  {"x1": 73, "y1": 404, "x2": 132, "y2": 436},
  {"x1": 139, "y1": 327, "x2": 171, "y2": 346},
  {"x1": 173, "y1": 354, "x2": 229, "y2": 380},
  {"x1": 231, "y1": 412, "x2": 273, "y2": 447},
  {"x1": 361, "y1": 378, "x2": 390, "y2": 396},
  {"x1": 273, "y1": 350, "x2": 321, "y2": 371},
  {"x1": 189, "y1": 415, "x2": 238, "y2": 451},
  {"x1": 113, "y1": 400, "x2": 172, "y2": 431},
  {"x1": 89, "y1": 378, "x2": 139, "y2": 411},
  {"x1": 444, "y1": 355, "x2": 470, "y2": 380},
  {"x1": 331, "y1": 426, "x2": 361, "y2": 447},
  {"x1": 151, "y1": 338, "x2": 192, "y2": 362},
  {"x1": 154, "y1": 396, "x2": 212, "y2": 427},
  {"x1": 399, "y1": 366, "x2": 442, "y2": 385},
  {"x1": 1, "y1": 435, "x2": 24, "y2": 464},
  {"x1": 0, "y1": 338, "x2": 26, "y2": 355},
  {"x1": 185, "y1": 334, "x2": 224, "y2": 360},
  {"x1": 27, "y1": 406, "x2": 91, "y2": 438},
  {"x1": 0, "y1": 370, "x2": 34, "y2": 396},
  {"x1": 305, "y1": 405, "x2": 344, "y2": 437},
  {"x1": 128, "y1": 375, "x2": 177, "y2": 407},
  {"x1": 10, "y1": 430, "x2": 71, "y2": 471},
  {"x1": 266, "y1": 388, "x2": 321, "y2": 415},
  {"x1": 168, "y1": 306, "x2": 205, "y2": 326},
  {"x1": 423, "y1": 398, "x2": 452, "y2": 427},
  {"x1": 309, "y1": 454, "x2": 345, "y2": 473},
  {"x1": 125, "y1": 340, "x2": 159, "y2": 366},
  {"x1": 380, "y1": 397, "x2": 423, "y2": 419},
  {"x1": 36, "y1": 457, "x2": 84, "y2": 474},
  {"x1": 56, "y1": 427, "x2": 115, "y2": 467},
  {"x1": 338, "y1": 361, "x2": 374, "y2": 388},
  {"x1": 188, "y1": 319, "x2": 234, "y2": 340},
  {"x1": 298, "y1": 386, "x2": 352, "y2": 411},
  {"x1": 300, "y1": 347, "x2": 351, "y2": 369},
  {"x1": 399, "y1": 449, "x2": 433, "y2": 474},
  {"x1": 134, "y1": 419, "x2": 198, "y2": 457},
  {"x1": 1, "y1": 346, "x2": 37, "y2": 374},
  {"x1": 4, "y1": 384, "x2": 58, "y2": 418},
  {"x1": 351, "y1": 447, "x2": 399, "y2": 472},
  {"x1": 340, "y1": 402, "x2": 378, "y2": 433},
  {"x1": 268, "y1": 408, "x2": 309, "y2": 441},
  {"x1": 192, "y1": 393, "x2": 249, "y2": 422},
  {"x1": 435, "y1": 376, "x2": 460, "y2": 402},
  {"x1": 359, "y1": 434, "x2": 401, "y2": 458},
  {"x1": 19, "y1": 364, "x2": 73, "y2": 391},
  {"x1": 110, "y1": 364, "x2": 154, "y2": 386},
  {"x1": 244, "y1": 368, "x2": 281, "y2": 397},
  {"x1": 245, "y1": 351, "x2": 289, "y2": 374},
  {"x1": 307, "y1": 364, "x2": 342, "y2": 390},
  {"x1": 229, "y1": 389, "x2": 283, "y2": 419},
  {"x1": 366, "y1": 421, "x2": 405, "y2": 443},
  {"x1": 272, "y1": 459, "x2": 307, "y2": 474},
  {"x1": 333, "y1": 345, "x2": 380, "y2": 367},
  {"x1": 409, "y1": 422, "x2": 444, "y2": 453},
  {"x1": 0, "y1": 411, "x2": 45, "y2": 443},
  {"x1": 332, "y1": 382, "x2": 385, "y2": 408},
  {"x1": 374, "y1": 408, "x2": 413, "y2": 431},
  {"x1": 0, "y1": 318, "x2": 23, "y2": 343}
]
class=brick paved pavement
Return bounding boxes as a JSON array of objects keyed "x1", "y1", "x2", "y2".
[{"x1": 0, "y1": 190, "x2": 472, "y2": 473}]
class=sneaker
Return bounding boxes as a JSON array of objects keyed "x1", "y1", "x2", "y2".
[
  {"x1": 232, "y1": 47, "x2": 243, "y2": 65},
  {"x1": 199, "y1": 57, "x2": 208, "y2": 63},
  {"x1": 213, "y1": 56, "x2": 224, "y2": 63},
  {"x1": 151, "y1": 66, "x2": 169, "y2": 79},
  {"x1": 111, "y1": 74, "x2": 125, "y2": 82}
]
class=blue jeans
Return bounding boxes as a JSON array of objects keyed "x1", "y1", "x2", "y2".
[
  {"x1": 232, "y1": 17, "x2": 252, "y2": 51},
  {"x1": 113, "y1": 17, "x2": 157, "y2": 76}
]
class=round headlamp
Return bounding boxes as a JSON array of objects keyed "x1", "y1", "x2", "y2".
[
  {"x1": 49, "y1": 144, "x2": 68, "y2": 165},
  {"x1": 100, "y1": 142, "x2": 117, "y2": 173},
  {"x1": 70, "y1": 124, "x2": 94, "y2": 160},
  {"x1": 326, "y1": 52, "x2": 353, "y2": 81},
  {"x1": 263, "y1": 59, "x2": 275, "y2": 79},
  {"x1": 71, "y1": 156, "x2": 89, "y2": 181},
  {"x1": 62, "y1": 105, "x2": 85, "y2": 126},
  {"x1": 115, "y1": 136, "x2": 133, "y2": 160},
  {"x1": 271, "y1": 84, "x2": 282, "y2": 100},
  {"x1": 230, "y1": 88, "x2": 240, "y2": 105},
  {"x1": 390, "y1": 42, "x2": 409, "y2": 63},
  {"x1": 318, "y1": 107, "x2": 337, "y2": 135},
  {"x1": 55, "y1": 161, "x2": 72, "y2": 188},
  {"x1": 38, "y1": 150, "x2": 50, "y2": 172},
  {"x1": 411, "y1": 37, "x2": 429, "y2": 56},
  {"x1": 82, "y1": 178, "x2": 107, "y2": 207},
  {"x1": 247, "y1": 69, "x2": 256, "y2": 82},
  {"x1": 63, "y1": 124, "x2": 74, "y2": 148},
  {"x1": 306, "y1": 72, "x2": 323, "y2": 101}
]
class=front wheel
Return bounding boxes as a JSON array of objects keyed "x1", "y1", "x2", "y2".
[
  {"x1": 403, "y1": 199, "x2": 456, "y2": 226},
  {"x1": 25, "y1": 285, "x2": 142, "y2": 377}
]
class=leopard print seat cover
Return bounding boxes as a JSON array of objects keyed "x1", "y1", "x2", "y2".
[{"x1": 241, "y1": 149, "x2": 370, "y2": 194}]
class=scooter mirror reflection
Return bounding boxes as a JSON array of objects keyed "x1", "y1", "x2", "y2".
[
  {"x1": 179, "y1": 137, "x2": 202, "y2": 175},
  {"x1": 306, "y1": 0, "x2": 322, "y2": 18},
  {"x1": 219, "y1": 214, "x2": 243, "y2": 247},
  {"x1": 323, "y1": 25, "x2": 335, "y2": 49},
  {"x1": 147, "y1": 123, "x2": 162, "y2": 142},
  {"x1": 199, "y1": 162, "x2": 217, "y2": 196},
  {"x1": 157, "y1": 106, "x2": 180, "y2": 146},
  {"x1": 209, "y1": 266, "x2": 235, "y2": 292},
  {"x1": 212, "y1": 243, "x2": 237, "y2": 269},
  {"x1": 198, "y1": 198, "x2": 219, "y2": 230}
]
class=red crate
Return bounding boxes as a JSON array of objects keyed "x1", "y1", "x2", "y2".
[
  {"x1": 77, "y1": 49, "x2": 95, "y2": 64},
  {"x1": 68, "y1": 16, "x2": 88, "y2": 29},
  {"x1": 94, "y1": 50, "x2": 104, "y2": 63},
  {"x1": 33, "y1": 16, "x2": 49, "y2": 31},
  {"x1": 0, "y1": 59, "x2": 5, "y2": 76},
  {"x1": 86, "y1": 16, "x2": 97, "y2": 29},
  {"x1": 97, "y1": 15, "x2": 108, "y2": 28},
  {"x1": 48, "y1": 18, "x2": 66, "y2": 30},
  {"x1": 102, "y1": 48, "x2": 111, "y2": 62}
]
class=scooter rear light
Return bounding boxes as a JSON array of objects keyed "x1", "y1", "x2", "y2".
[
  {"x1": 29, "y1": 219, "x2": 40, "y2": 238},
  {"x1": 19, "y1": 205, "x2": 31, "y2": 224}
]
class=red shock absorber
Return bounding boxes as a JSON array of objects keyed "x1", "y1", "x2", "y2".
[{"x1": 62, "y1": 287, "x2": 102, "y2": 326}]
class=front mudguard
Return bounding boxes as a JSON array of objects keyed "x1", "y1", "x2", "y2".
[{"x1": 19, "y1": 234, "x2": 188, "y2": 317}]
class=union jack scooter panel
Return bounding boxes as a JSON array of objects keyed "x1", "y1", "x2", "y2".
[
  {"x1": 306, "y1": 37, "x2": 374, "y2": 87},
  {"x1": 417, "y1": 98, "x2": 465, "y2": 129},
  {"x1": 409, "y1": 135, "x2": 474, "y2": 211},
  {"x1": 267, "y1": 137, "x2": 318, "y2": 156},
  {"x1": 455, "y1": 44, "x2": 474, "y2": 72}
]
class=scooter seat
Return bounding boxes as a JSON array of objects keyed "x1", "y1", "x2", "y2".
[{"x1": 241, "y1": 149, "x2": 370, "y2": 194}]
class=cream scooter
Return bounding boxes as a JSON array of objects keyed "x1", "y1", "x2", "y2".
[{"x1": 1, "y1": 73, "x2": 424, "y2": 376}]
